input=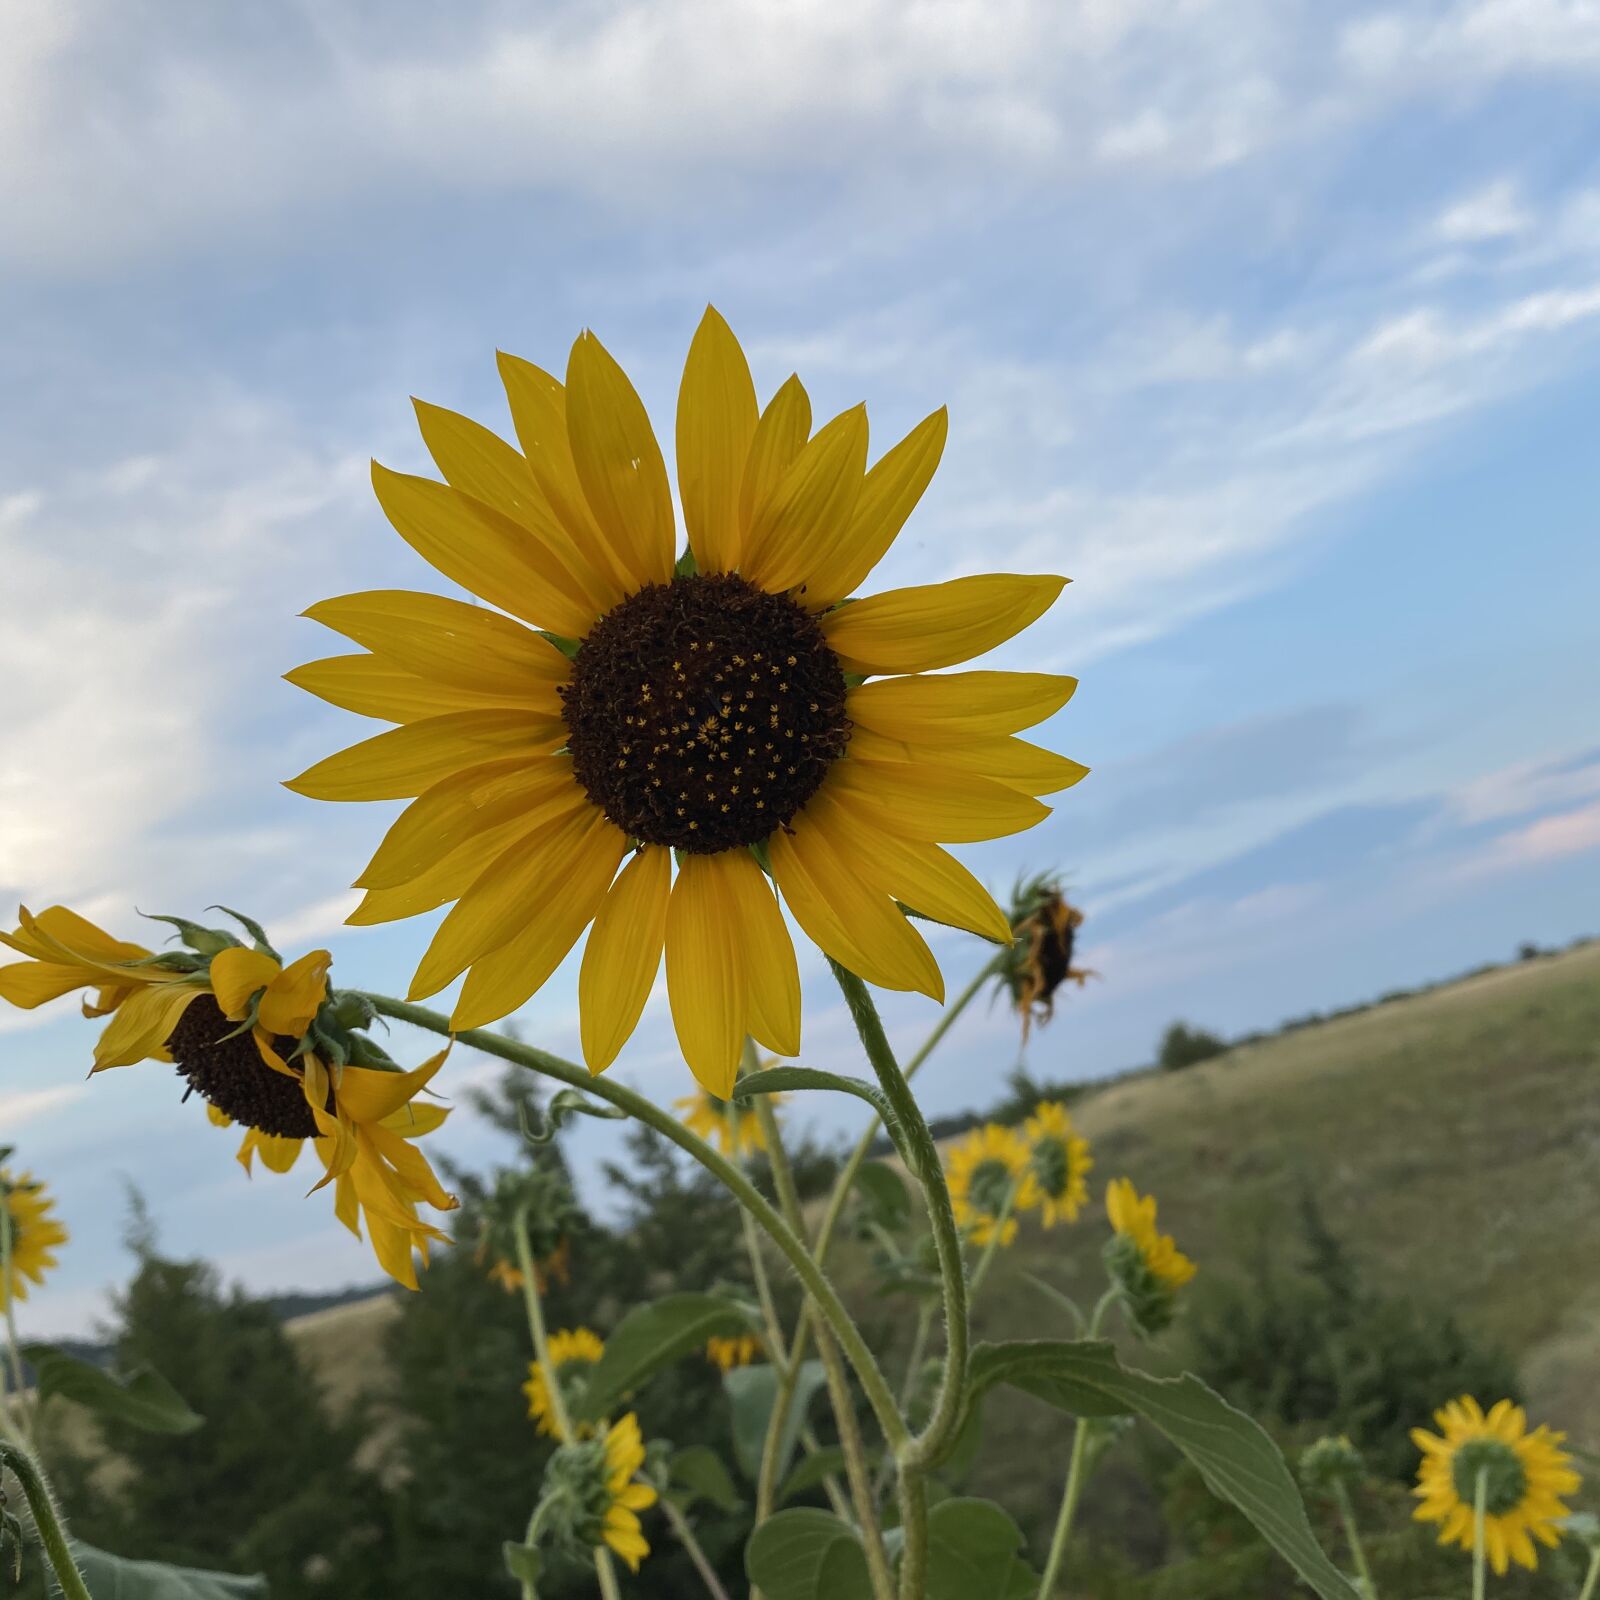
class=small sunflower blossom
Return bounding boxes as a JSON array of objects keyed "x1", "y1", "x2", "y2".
[
  {"x1": 525, "y1": 1327, "x2": 606, "y2": 1439},
  {"x1": 1103, "y1": 1177, "x2": 1195, "y2": 1338},
  {"x1": 0, "y1": 906, "x2": 457, "y2": 1288},
  {"x1": 0, "y1": 1163, "x2": 68, "y2": 1308},
  {"x1": 1017, "y1": 1100, "x2": 1093, "y2": 1227},
  {"x1": 674, "y1": 1084, "x2": 781, "y2": 1159},
  {"x1": 999, "y1": 878, "x2": 1094, "y2": 1041},
  {"x1": 705, "y1": 1334, "x2": 762, "y2": 1373},
  {"x1": 285, "y1": 309, "x2": 1086, "y2": 1100},
  {"x1": 1411, "y1": 1396, "x2": 1581, "y2": 1575},
  {"x1": 946, "y1": 1123, "x2": 1031, "y2": 1248},
  {"x1": 541, "y1": 1412, "x2": 657, "y2": 1572}
]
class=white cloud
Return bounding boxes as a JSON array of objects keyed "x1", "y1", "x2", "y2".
[
  {"x1": 1452, "y1": 752, "x2": 1600, "y2": 824},
  {"x1": 0, "y1": 1084, "x2": 89, "y2": 1132},
  {"x1": 1434, "y1": 178, "x2": 1533, "y2": 243}
]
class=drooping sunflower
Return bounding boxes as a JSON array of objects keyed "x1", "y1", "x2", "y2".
[
  {"x1": 595, "y1": 1413, "x2": 657, "y2": 1571},
  {"x1": 0, "y1": 906, "x2": 456, "y2": 1288},
  {"x1": 1411, "y1": 1396, "x2": 1581, "y2": 1574},
  {"x1": 999, "y1": 878, "x2": 1093, "y2": 1041},
  {"x1": 1105, "y1": 1178, "x2": 1194, "y2": 1290},
  {"x1": 285, "y1": 309, "x2": 1084, "y2": 1095},
  {"x1": 946, "y1": 1123, "x2": 1031, "y2": 1248},
  {"x1": 0, "y1": 1168, "x2": 68, "y2": 1308},
  {"x1": 705, "y1": 1334, "x2": 762, "y2": 1372},
  {"x1": 1017, "y1": 1100, "x2": 1093, "y2": 1226},
  {"x1": 674, "y1": 1086, "x2": 776, "y2": 1159},
  {"x1": 525, "y1": 1326, "x2": 606, "y2": 1438}
]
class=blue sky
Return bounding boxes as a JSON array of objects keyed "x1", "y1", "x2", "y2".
[{"x1": 3, "y1": 0, "x2": 1599, "y2": 1335}]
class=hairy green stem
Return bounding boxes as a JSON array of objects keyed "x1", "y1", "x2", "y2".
[
  {"x1": 0, "y1": 1442, "x2": 91, "y2": 1600},
  {"x1": 1471, "y1": 1468, "x2": 1488, "y2": 1600},
  {"x1": 1577, "y1": 1546, "x2": 1600, "y2": 1600},
  {"x1": 896, "y1": 1471, "x2": 929, "y2": 1600},
  {"x1": 1332, "y1": 1481, "x2": 1378, "y2": 1600},
  {"x1": 0, "y1": 1208, "x2": 36, "y2": 1456},
  {"x1": 661, "y1": 1497, "x2": 733, "y2": 1600},
  {"x1": 966, "y1": 1180, "x2": 1021, "y2": 1301},
  {"x1": 360, "y1": 993, "x2": 909, "y2": 1460}
]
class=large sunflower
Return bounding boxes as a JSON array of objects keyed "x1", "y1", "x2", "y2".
[
  {"x1": 0, "y1": 906, "x2": 456, "y2": 1288},
  {"x1": 286, "y1": 309, "x2": 1083, "y2": 1094},
  {"x1": 1, "y1": 1168, "x2": 68, "y2": 1308},
  {"x1": 1411, "y1": 1396, "x2": 1581, "y2": 1574}
]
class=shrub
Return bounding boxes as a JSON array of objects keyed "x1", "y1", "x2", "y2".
[{"x1": 1157, "y1": 1022, "x2": 1227, "y2": 1073}]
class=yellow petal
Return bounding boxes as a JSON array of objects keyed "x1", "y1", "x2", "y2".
[
  {"x1": 209, "y1": 947, "x2": 283, "y2": 1019},
  {"x1": 285, "y1": 709, "x2": 565, "y2": 802},
  {"x1": 768, "y1": 809, "x2": 942, "y2": 1000},
  {"x1": 738, "y1": 375, "x2": 812, "y2": 536},
  {"x1": 370, "y1": 462, "x2": 597, "y2": 640},
  {"x1": 743, "y1": 405, "x2": 868, "y2": 597},
  {"x1": 828, "y1": 756, "x2": 1049, "y2": 842},
  {"x1": 846, "y1": 725, "x2": 1088, "y2": 796},
  {"x1": 812, "y1": 790, "x2": 1011, "y2": 943},
  {"x1": 721, "y1": 850, "x2": 801, "y2": 1058},
  {"x1": 336, "y1": 1045, "x2": 452, "y2": 1125},
  {"x1": 0, "y1": 960, "x2": 97, "y2": 1009},
  {"x1": 356, "y1": 757, "x2": 586, "y2": 890},
  {"x1": 345, "y1": 811, "x2": 539, "y2": 926},
  {"x1": 286, "y1": 654, "x2": 521, "y2": 725},
  {"x1": 381, "y1": 1100, "x2": 450, "y2": 1139},
  {"x1": 579, "y1": 846, "x2": 670, "y2": 1073},
  {"x1": 677, "y1": 306, "x2": 758, "y2": 573},
  {"x1": 412, "y1": 805, "x2": 624, "y2": 1002},
  {"x1": 822, "y1": 574, "x2": 1067, "y2": 675},
  {"x1": 258, "y1": 949, "x2": 332, "y2": 1036},
  {"x1": 565, "y1": 330, "x2": 676, "y2": 590},
  {"x1": 802, "y1": 407, "x2": 948, "y2": 611},
  {"x1": 665, "y1": 854, "x2": 748, "y2": 1097},
  {"x1": 303, "y1": 590, "x2": 570, "y2": 704},
  {"x1": 361, "y1": 1122, "x2": 458, "y2": 1212},
  {"x1": 93, "y1": 985, "x2": 202, "y2": 1070},
  {"x1": 848, "y1": 671, "x2": 1078, "y2": 743},
  {"x1": 8, "y1": 907, "x2": 149, "y2": 966},
  {"x1": 241, "y1": 1132, "x2": 304, "y2": 1175},
  {"x1": 451, "y1": 814, "x2": 628, "y2": 1028}
]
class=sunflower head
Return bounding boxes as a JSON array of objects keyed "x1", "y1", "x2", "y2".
[
  {"x1": 946, "y1": 1123, "x2": 1031, "y2": 1249},
  {"x1": 285, "y1": 309, "x2": 1084, "y2": 1099},
  {"x1": 1411, "y1": 1396, "x2": 1582, "y2": 1575},
  {"x1": 475, "y1": 1165, "x2": 580, "y2": 1292},
  {"x1": 539, "y1": 1412, "x2": 657, "y2": 1572},
  {"x1": 1103, "y1": 1177, "x2": 1195, "y2": 1338},
  {"x1": 705, "y1": 1334, "x2": 762, "y2": 1373},
  {"x1": 1017, "y1": 1100, "x2": 1093, "y2": 1227},
  {"x1": 997, "y1": 877, "x2": 1093, "y2": 1041},
  {"x1": 0, "y1": 1162, "x2": 68, "y2": 1309},
  {"x1": 1299, "y1": 1435, "x2": 1366, "y2": 1497},
  {"x1": 524, "y1": 1327, "x2": 606, "y2": 1439},
  {"x1": 673, "y1": 1085, "x2": 777, "y2": 1160}
]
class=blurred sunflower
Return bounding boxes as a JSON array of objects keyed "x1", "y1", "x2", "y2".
[
  {"x1": 0, "y1": 906, "x2": 456, "y2": 1288},
  {"x1": 705, "y1": 1334, "x2": 761, "y2": 1372},
  {"x1": 1411, "y1": 1396, "x2": 1581, "y2": 1574},
  {"x1": 286, "y1": 308, "x2": 1085, "y2": 1095},
  {"x1": 1104, "y1": 1177, "x2": 1194, "y2": 1337},
  {"x1": 674, "y1": 1086, "x2": 774, "y2": 1159},
  {"x1": 0, "y1": 1167, "x2": 68, "y2": 1308},
  {"x1": 525, "y1": 1326, "x2": 606, "y2": 1438},
  {"x1": 594, "y1": 1413, "x2": 656, "y2": 1571},
  {"x1": 1001, "y1": 878, "x2": 1093, "y2": 1040},
  {"x1": 1018, "y1": 1101, "x2": 1093, "y2": 1226},
  {"x1": 946, "y1": 1123, "x2": 1030, "y2": 1248}
]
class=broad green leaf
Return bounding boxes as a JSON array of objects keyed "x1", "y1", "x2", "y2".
[
  {"x1": 968, "y1": 1340, "x2": 1361, "y2": 1600},
  {"x1": 851, "y1": 1162, "x2": 911, "y2": 1233},
  {"x1": 71, "y1": 1542, "x2": 268, "y2": 1597},
  {"x1": 25, "y1": 1346, "x2": 202, "y2": 1435},
  {"x1": 744, "y1": 1509, "x2": 859, "y2": 1600},
  {"x1": 727, "y1": 1359, "x2": 826, "y2": 1483},
  {"x1": 502, "y1": 1541, "x2": 542, "y2": 1585},
  {"x1": 815, "y1": 1535, "x2": 874, "y2": 1599},
  {"x1": 570, "y1": 1293, "x2": 752, "y2": 1423},
  {"x1": 778, "y1": 1444, "x2": 851, "y2": 1505},
  {"x1": 669, "y1": 1445, "x2": 742, "y2": 1513},
  {"x1": 924, "y1": 1498, "x2": 1036, "y2": 1600}
]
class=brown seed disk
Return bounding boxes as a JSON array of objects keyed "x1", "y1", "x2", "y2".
[{"x1": 166, "y1": 994, "x2": 320, "y2": 1139}]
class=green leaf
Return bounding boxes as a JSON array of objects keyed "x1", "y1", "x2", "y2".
[
  {"x1": 851, "y1": 1162, "x2": 911, "y2": 1233},
  {"x1": 814, "y1": 1535, "x2": 874, "y2": 1600},
  {"x1": 727, "y1": 1359, "x2": 826, "y2": 1484},
  {"x1": 570, "y1": 1293, "x2": 752, "y2": 1424},
  {"x1": 777, "y1": 1444, "x2": 851, "y2": 1505},
  {"x1": 923, "y1": 1498, "x2": 1037, "y2": 1600},
  {"x1": 968, "y1": 1340, "x2": 1361, "y2": 1600},
  {"x1": 518, "y1": 1088, "x2": 627, "y2": 1145},
  {"x1": 744, "y1": 1509, "x2": 861, "y2": 1600},
  {"x1": 25, "y1": 1346, "x2": 202, "y2": 1435},
  {"x1": 71, "y1": 1542, "x2": 268, "y2": 1597},
  {"x1": 668, "y1": 1445, "x2": 742, "y2": 1513},
  {"x1": 502, "y1": 1541, "x2": 542, "y2": 1585}
]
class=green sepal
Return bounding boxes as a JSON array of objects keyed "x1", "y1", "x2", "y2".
[
  {"x1": 208, "y1": 906, "x2": 281, "y2": 961},
  {"x1": 138, "y1": 913, "x2": 243, "y2": 957},
  {"x1": 674, "y1": 547, "x2": 700, "y2": 579},
  {"x1": 538, "y1": 631, "x2": 582, "y2": 660}
]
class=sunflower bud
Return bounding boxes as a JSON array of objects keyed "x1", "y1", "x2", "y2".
[{"x1": 1300, "y1": 1435, "x2": 1366, "y2": 1496}]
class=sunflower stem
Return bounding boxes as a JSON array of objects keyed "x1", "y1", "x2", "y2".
[
  {"x1": 661, "y1": 1497, "x2": 733, "y2": 1600},
  {"x1": 0, "y1": 1206, "x2": 37, "y2": 1457},
  {"x1": 1332, "y1": 1481, "x2": 1378, "y2": 1600},
  {"x1": 966, "y1": 1178, "x2": 1021, "y2": 1301},
  {"x1": 0, "y1": 1441, "x2": 92, "y2": 1600},
  {"x1": 1577, "y1": 1546, "x2": 1600, "y2": 1600},
  {"x1": 358, "y1": 993, "x2": 908, "y2": 1459},
  {"x1": 1472, "y1": 1466, "x2": 1488, "y2": 1600}
]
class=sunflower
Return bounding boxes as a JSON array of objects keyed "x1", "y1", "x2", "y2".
[
  {"x1": 285, "y1": 309, "x2": 1084, "y2": 1095},
  {"x1": 595, "y1": 1413, "x2": 657, "y2": 1571},
  {"x1": 1411, "y1": 1396, "x2": 1581, "y2": 1574},
  {"x1": 674, "y1": 1086, "x2": 774, "y2": 1159},
  {"x1": 946, "y1": 1123, "x2": 1030, "y2": 1248},
  {"x1": 706, "y1": 1334, "x2": 762, "y2": 1372},
  {"x1": 525, "y1": 1326, "x2": 607, "y2": 1439},
  {"x1": 0, "y1": 906, "x2": 457, "y2": 1288},
  {"x1": 0, "y1": 1168, "x2": 68, "y2": 1308},
  {"x1": 1105, "y1": 1178, "x2": 1194, "y2": 1290},
  {"x1": 1017, "y1": 1101, "x2": 1093, "y2": 1226}
]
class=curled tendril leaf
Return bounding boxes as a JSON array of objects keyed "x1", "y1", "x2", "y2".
[{"x1": 518, "y1": 1090, "x2": 628, "y2": 1145}]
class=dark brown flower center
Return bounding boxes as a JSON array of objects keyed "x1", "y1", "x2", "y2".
[
  {"x1": 166, "y1": 994, "x2": 320, "y2": 1139},
  {"x1": 562, "y1": 573, "x2": 849, "y2": 853}
]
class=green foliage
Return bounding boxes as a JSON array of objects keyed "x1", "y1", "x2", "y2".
[
  {"x1": 1157, "y1": 1022, "x2": 1227, "y2": 1073},
  {"x1": 1183, "y1": 1192, "x2": 1520, "y2": 1478},
  {"x1": 744, "y1": 1509, "x2": 867, "y2": 1599},
  {"x1": 22, "y1": 1346, "x2": 201, "y2": 1435},
  {"x1": 71, "y1": 1543, "x2": 270, "y2": 1598}
]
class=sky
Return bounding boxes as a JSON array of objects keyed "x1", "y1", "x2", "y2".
[{"x1": 3, "y1": 0, "x2": 1599, "y2": 1337}]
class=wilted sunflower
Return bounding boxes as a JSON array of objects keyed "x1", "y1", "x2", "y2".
[
  {"x1": 0, "y1": 1166, "x2": 68, "y2": 1308},
  {"x1": 1001, "y1": 879, "x2": 1093, "y2": 1041},
  {"x1": 1411, "y1": 1396, "x2": 1581, "y2": 1574},
  {"x1": 674, "y1": 1086, "x2": 775, "y2": 1159},
  {"x1": 0, "y1": 906, "x2": 456, "y2": 1288},
  {"x1": 286, "y1": 309, "x2": 1084, "y2": 1095},
  {"x1": 946, "y1": 1123, "x2": 1031, "y2": 1248},
  {"x1": 1018, "y1": 1101, "x2": 1093, "y2": 1226},
  {"x1": 705, "y1": 1334, "x2": 762, "y2": 1372},
  {"x1": 525, "y1": 1326, "x2": 606, "y2": 1438}
]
